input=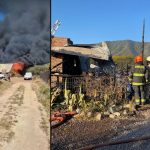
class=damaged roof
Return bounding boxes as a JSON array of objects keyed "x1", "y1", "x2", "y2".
[{"x1": 51, "y1": 42, "x2": 111, "y2": 60}]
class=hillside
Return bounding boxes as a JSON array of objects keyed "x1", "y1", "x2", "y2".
[{"x1": 105, "y1": 40, "x2": 150, "y2": 57}]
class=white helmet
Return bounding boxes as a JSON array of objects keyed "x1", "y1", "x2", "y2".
[{"x1": 146, "y1": 56, "x2": 150, "y2": 62}]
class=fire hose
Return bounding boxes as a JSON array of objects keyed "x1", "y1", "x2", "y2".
[
  {"x1": 77, "y1": 135, "x2": 150, "y2": 150},
  {"x1": 51, "y1": 111, "x2": 77, "y2": 129}
]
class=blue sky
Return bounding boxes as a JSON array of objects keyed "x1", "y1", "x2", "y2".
[{"x1": 51, "y1": 0, "x2": 150, "y2": 44}]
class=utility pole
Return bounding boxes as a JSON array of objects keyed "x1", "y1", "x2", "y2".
[{"x1": 141, "y1": 19, "x2": 145, "y2": 59}]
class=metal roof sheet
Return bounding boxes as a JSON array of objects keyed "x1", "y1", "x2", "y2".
[{"x1": 51, "y1": 44, "x2": 110, "y2": 60}]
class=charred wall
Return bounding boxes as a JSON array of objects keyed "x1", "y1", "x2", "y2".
[{"x1": 63, "y1": 55, "x2": 82, "y2": 75}]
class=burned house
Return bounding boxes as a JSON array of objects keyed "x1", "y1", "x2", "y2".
[
  {"x1": 51, "y1": 37, "x2": 115, "y2": 76},
  {"x1": 51, "y1": 37, "x2": 127, "y2": 101}
]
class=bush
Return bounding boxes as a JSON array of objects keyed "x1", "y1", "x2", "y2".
[
  {"x1": 27, "y1": 64, "x2": 49, "y2": 75},
  {"x1": 33, "y1": 79, "x2": 50, "y2": 114},
  {"x1": 113, "y1": 55, "x2": 134, "y2": 64}
]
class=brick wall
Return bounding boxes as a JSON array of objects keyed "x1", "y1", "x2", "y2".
[
  {"x1": 51, "y1": 36, "x2": 73, "y2": 85},
  {"x1": 51, "y1": 56, "x2": 63, "y2": 87},
  {"x1": 51, "y1": 56, "x2": 62, "y2": 73},
  {"x1": 51, "y1": 37, "x2": 73, "y2": 47}
]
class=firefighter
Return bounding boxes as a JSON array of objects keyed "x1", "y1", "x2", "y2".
[
  {"x1": 145, "y1": 56, "x2": 150, "y2": 101},
  {"x1": 129, "y1": 55, "x2": 146, "y2": 107}
]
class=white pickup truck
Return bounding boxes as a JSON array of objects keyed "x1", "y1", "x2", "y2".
[{"x1": 24, "y1": 72, "x2": 33, "y2": 80}]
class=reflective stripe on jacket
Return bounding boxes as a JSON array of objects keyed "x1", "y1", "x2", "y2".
[{"x1": 129, "y1": 63, "x2": 146, "y2": 85}]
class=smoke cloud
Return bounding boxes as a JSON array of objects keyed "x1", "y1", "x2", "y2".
[{"x1": 0, "y1": 0, "x2": 50, "y2": 65}]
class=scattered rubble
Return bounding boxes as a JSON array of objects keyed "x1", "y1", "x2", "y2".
[
  {"x1": 113, "y1": 112, "x2": 121, "y2": 117},
  {"x1": 95, "y1": 113, "x2": 102, "y2": 121}
]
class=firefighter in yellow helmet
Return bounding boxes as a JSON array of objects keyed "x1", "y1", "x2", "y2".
[
  {"x1": 129, "y1": 55, "x2": 147, "y2": 107},
  {"x1": 145, "y1": 56, "x2": 150, "y2": 101}
]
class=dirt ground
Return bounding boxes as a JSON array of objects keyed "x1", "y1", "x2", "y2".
[
  {"x1": 51, "y1": 106, "x2": 150, "y2": 150},
  {"x1": 0, "y1": 77, "x2": 49, "y2": 150}
]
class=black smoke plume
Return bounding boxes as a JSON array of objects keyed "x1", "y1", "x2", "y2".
[{"x1": 0, "y1": 0, "x2": 50, "y2": 66}]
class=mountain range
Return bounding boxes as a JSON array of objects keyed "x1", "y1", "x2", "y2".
[{"x1": 105, "y1": 40, "x2": 150, "y2": 57}]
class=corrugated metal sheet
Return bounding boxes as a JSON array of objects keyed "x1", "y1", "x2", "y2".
[{"x1": 0, "y1": 64, "x2": 13, "y2": 72}]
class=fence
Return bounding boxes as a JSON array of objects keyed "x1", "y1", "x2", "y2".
[{"x1": 51, "y1": 74, "x2": 128, "y2": 103}]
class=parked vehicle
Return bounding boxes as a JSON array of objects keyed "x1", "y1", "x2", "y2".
[{"x1": 24, "y1": 72, "x2": 32, "y2": 80}]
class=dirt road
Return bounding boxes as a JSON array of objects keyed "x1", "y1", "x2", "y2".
[{"x1": 0, "y1": 78, "x2": 49, "y2": 150}]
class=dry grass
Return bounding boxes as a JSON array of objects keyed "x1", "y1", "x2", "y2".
[
  {"x1": 40, "y1": 111, "x2": 49, "y2": 135},
  {"x1": 32, "y1": 78, "x2": 50, "y2": 114},
  {"x1": 32, "y1": 79, "x2": 50, "y2": 137}
]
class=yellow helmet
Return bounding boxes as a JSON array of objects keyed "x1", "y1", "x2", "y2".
[{"x1": 146, "y1": 56, "x2": 150, "y2": 62}]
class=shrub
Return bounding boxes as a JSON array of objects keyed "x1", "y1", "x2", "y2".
[{"x1": 27, "y1": 64, "x2": 49, "y2": 75}]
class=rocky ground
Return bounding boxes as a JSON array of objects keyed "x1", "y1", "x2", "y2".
[{"x1": 51, "y1": 105, "x2": 150, "y2": 150}]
